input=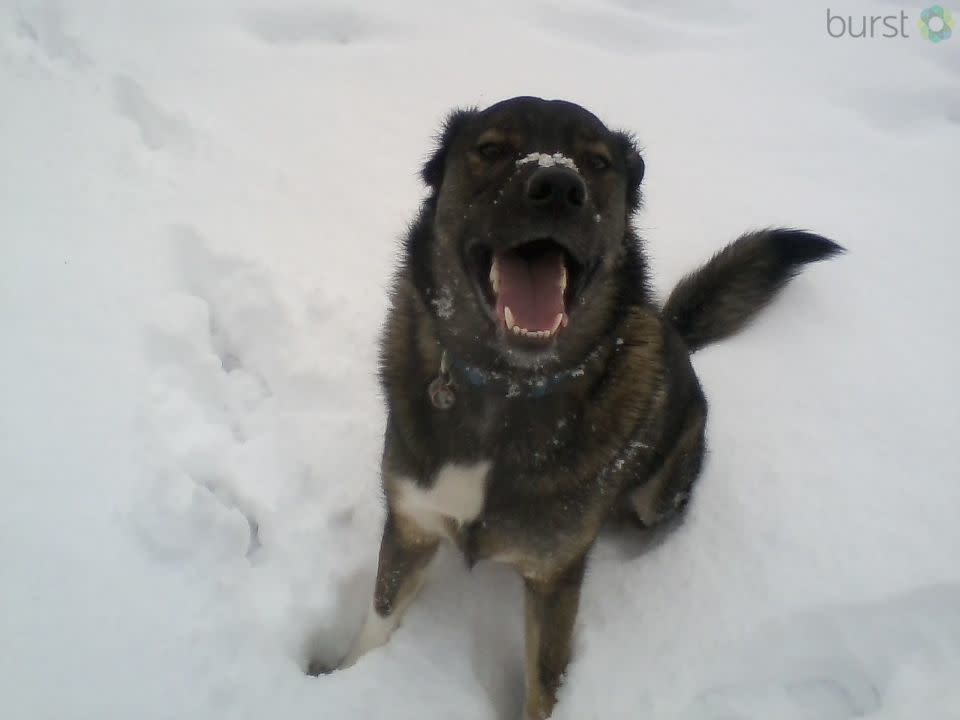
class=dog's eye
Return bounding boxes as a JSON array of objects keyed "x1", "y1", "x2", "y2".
[
  {"x1": 584, "y1": 152, "x2": 612, "y2": 171},
  {"x1": 475, "y1": 143, "x2": 507, "y2": 161}
]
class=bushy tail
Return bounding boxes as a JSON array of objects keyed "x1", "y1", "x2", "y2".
[{"x1": 663, "y1": 228, "x2": 844, "y2": 353}]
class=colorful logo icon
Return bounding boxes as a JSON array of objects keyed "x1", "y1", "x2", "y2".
[{"x1": 918, "y1": 5, "x2": 955, "y2": 42}]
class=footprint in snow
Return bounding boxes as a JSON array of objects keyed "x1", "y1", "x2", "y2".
[
  {"x1": 112, "y1": 75, "x2": 193, "y2": 152},
  {"x1": 10, "y1": 2, "x2": 89, "y2": 68}
]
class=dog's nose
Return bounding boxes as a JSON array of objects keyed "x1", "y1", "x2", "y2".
[{"x1": 525, "y1": 167, "x2": 587, "y2": 211}]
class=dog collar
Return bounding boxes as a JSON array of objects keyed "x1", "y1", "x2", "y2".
[{"x1": 428, "y1": 348, "x2": 601, "y2": 409}]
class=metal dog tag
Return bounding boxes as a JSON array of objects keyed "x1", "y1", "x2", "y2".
[
  {"x1": 428, "y1": 350, "x2": 456, "y2": 410},
  {"x1": 428, "y1": 376, "x2": 456, "y2": 410}
]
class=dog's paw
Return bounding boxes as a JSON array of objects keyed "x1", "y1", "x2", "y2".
[
  {"x1": 303, "y1": 638, "x2": 346, "y2": 677},
  {"x1": 305, "y1": 656, "x2": 338, "y2": 676}
]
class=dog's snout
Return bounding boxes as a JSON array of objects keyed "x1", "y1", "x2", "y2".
[{"x1": 525, "y1": 167, "x2": 587, "y2": 211}]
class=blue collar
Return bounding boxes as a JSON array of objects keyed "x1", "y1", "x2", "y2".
[{"x1": 443, "y1": 346, "x2": 603, "y2": 399}]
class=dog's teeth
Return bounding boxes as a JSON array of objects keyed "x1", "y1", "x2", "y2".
[
  {"x1": 490, "y1": 260, "x2": 500, "y2": 295},
  {"x1": 504, "y1": 306, "x2": 516, "y2": 330},
  {"x1": 561, "y1": 313, "x2": 569, "y2": 328},
  {"x1": 507, "y1": 322, "x2": 562, "y2": 340},
  {"x1": 559, "y1": 265, "x2": 567, "y2": 292},
  {"x1": 550, "y1": 313, "x2": 564, "y2": 334}
]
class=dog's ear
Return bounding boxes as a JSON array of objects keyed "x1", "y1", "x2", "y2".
[
  {"x1": 421, "y1": 108, "x2": 478, "y2": 190},
  {"x1": 615, "y1": 131, "x2": 645, "y2": 212}
]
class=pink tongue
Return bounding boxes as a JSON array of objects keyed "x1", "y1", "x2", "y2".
[{"x1": 494, "y1": 249, "x2": 565, "y2": 332}]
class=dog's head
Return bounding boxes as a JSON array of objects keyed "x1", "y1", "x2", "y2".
[{"x1": 415, "y1": 96, "x2": 645, "y2": 369}]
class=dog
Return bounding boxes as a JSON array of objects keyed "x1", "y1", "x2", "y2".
[{"x1": 312, "y1": 96, "x2": 842, "y2": 719}]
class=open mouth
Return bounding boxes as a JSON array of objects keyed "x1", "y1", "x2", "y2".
[{"x1": 473, "y1": 238, "x2": 582, "y2": 346}]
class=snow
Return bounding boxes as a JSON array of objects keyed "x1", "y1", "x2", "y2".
[
  {"x1": 517, "y1": 151, "x2": 579, "y2": 171},
  {"x1": 432, "y1": 285, "x2": 455, "y2": 320},
  {"x1": 2, "y1": 1, "x2": 959, "y2": 719}
]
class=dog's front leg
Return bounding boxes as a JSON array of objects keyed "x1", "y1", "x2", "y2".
[
  {"x1": 522, "y1": 554, "x2": 587, "y2": 720},
  {"x1": 339, "y1": 510, "x2": 439, "y2": 669}
]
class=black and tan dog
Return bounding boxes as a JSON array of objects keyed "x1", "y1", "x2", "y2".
[{"x1": 313, "y1": 96, "x2": 842, "y2": 718}]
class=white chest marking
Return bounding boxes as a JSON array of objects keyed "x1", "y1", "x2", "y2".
[{"x1": 394, "y1": 461, "x2": 491, "y2": 536}]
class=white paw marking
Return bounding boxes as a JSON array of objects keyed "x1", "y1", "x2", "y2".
[{"x1": 340, "y1": 602, "x2": 401, "y2": 668}]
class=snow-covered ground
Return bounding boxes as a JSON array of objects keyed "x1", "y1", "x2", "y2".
[{"x1": 2, "y1": 1, "x2": 959, "y2": 718}]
